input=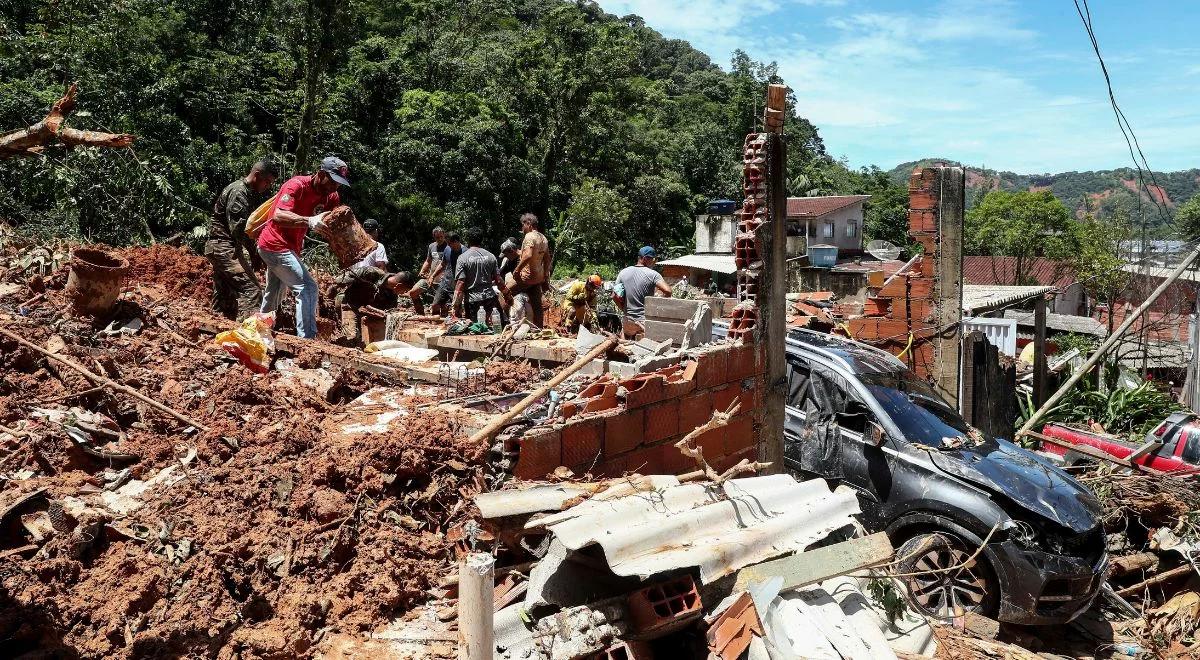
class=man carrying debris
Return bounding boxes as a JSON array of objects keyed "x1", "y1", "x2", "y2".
[
  {"x1": 257, "y1": 156, "x2": 348, "y2": 339},
  {"x1": 614, "y1": 246, "x2": 671, "y2": 338},
  {"x1": 452, "y1": 227, "x2": 507, "y2": 325},
  {"x1": 507, "y1": 213, "x2": 552, "y2": 327},
  {"x1": 431, "y1": 232, "x2": 463, "y2": 318},
  {"x1": 407, "y1": 226, "x2": 446, "y2": 315},
  {"x1": 561, "y1": 274, "x2": 602, "y2": 334},
  {"x1": 206, "y1": 160, "x2": 277, "y2": 320},
  {"x1": 352, "y1": 218, "x2": 388, "y2": 270}
]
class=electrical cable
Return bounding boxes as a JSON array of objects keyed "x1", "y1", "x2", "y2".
[{"x1": 1072, "y1": 0, "x2": 1171, "y2": 225}]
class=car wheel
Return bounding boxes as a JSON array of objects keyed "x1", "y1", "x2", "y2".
[{"x1": 895, "y1": 532, "x2": 998, "y2": 620}]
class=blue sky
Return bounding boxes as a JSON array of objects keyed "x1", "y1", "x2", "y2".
[{"x1": 595, "y1": 0, "x2": 1200, "y2": 174}]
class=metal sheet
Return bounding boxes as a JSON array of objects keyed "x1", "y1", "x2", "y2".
[
  {"x1": 528, "y1": 475, "x2": 861, "y2": 583},
  {"x1": 962, "y1": 284, "x2": 1056, "y2": 315},
  {"x1": 657, "y1": 253, "x2": 738, "y2": 274}
]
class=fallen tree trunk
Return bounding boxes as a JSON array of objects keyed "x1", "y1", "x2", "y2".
[
  {"x1": 0, "y1": 321, "x2": 209, "y2": 432},
  {"x1": 0, "y1": 84, "x2": 134, "y2": 158}
]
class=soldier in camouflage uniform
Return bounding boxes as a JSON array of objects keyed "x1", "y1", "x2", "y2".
[{"x1": 205, "y1": 160, "x2": 277, "y2": 319}]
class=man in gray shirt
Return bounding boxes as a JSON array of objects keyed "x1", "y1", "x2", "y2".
[
  {"x1": 454, "y1": 227, "x2": 507, "y2": 325},
  {"x1": 614, "y1": 246, "x2": 672, "y2": 338}
]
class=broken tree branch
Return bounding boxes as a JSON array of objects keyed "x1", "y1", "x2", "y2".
[
  {"x1": 0, "y1": 84, "x2": 135, "y2": 159},
  {"x1": 1115, "y1": 564, "x2": 1197, "y2": 597},
  {"x1": 0, "y1": 322, "x2": 209, "y2": 433},
  {"x1": 674, "y1": 401, "x2": 742, "y2": 482},
  {"x1": 467, "y1": 335, "x2": 619, "y2": 444}
]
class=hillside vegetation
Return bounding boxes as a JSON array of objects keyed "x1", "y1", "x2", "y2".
[
  {"x1": 0, "y1": 0, "x2": 871, "y2": 271},
  {"x1": 889, "y1": 159, "x2": 1200, "y2": 233}
]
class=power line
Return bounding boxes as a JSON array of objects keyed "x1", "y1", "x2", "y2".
[{"x1": 1072, "y1": 0, "x2": 1171, "y2": 225}]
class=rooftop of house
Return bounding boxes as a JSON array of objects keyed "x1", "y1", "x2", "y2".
[
  {"x1": 962, "y1": 256, "x2": 1077, "y2": 290},
  {"x1": 785, "y1": 195, "x2": 871, "y2": 219}
]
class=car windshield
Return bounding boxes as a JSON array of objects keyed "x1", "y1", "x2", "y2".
[{"x1": 860, "y1": 369, "x2": 974, "y2": 449}]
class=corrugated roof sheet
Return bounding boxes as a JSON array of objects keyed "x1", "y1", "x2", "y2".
[
  {"x1": 525, "y1": 474, "x2": 861, "y2": 583},
  {"x1": 786, "y1": 195, "x2": 871, "y2": 218},
  {"x1": 962, "y1": 284, "x2": 1056, "y2": 314},
  {"x1": 658, "y1": 253, "x2": 738, "y2": 274},
  {"x1": 1003, "y1": 309, "x2": 1108, "y2": 336}
]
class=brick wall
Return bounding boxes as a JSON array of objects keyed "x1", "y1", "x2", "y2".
[
  {"x1": 510, "y1": 341, "x2": 764, "y2": 479},
  {"x1": 842, "y1": 167, "x2": 949, "y2": 379}
]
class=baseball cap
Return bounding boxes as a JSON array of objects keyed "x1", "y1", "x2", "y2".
[
  {"x1": 500, "y1": 239, "x2": 518, "y2": 252},
  {"x1": 319, "y1": 156, "x2": 351, "y2": 187},
  {"x1": 639, "y1": 246, "x2": 656, "y2": 259},
  {"x1": 362, "y1": 218, "x2": 380, "y2": 230}
]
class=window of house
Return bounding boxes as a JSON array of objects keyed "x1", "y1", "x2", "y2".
[
  {"x1": 846, "y1": 222, "x2": 857, "y2": 238},
  {"x1": 807, "y1": 223, "x2": 816, "y2": 237},
  {"x1": 823, "y1": 221, "x2": 834, "y2": 238}
]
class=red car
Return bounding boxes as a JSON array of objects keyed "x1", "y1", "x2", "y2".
[{"x1": 1040, "y1": 412, "x2": 1200, "y2": 474}]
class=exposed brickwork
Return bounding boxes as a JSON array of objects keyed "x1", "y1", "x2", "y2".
[{"x1": 510, "y1": 341, "x2": 766, "y2": 479}]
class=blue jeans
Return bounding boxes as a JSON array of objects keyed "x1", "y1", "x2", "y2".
[{"x1": 258, "y1": 248, "x2": 319, "y2": 339}]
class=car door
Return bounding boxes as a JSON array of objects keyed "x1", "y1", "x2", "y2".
[{"x1": 783, "y1": 354, "x2": 886, "y2": 504}]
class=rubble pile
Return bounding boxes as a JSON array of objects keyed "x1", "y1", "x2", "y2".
[{"x1": 0, "y1": 242, "x2": 495, "y2": 657}]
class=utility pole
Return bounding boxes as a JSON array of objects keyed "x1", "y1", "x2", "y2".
[
  {"x1": 1019, "y1": 242, "x2": 1200, "y2": 436},
  {"x1": 1186, "y1": 302, "x2": 1200, "y2": 412}
]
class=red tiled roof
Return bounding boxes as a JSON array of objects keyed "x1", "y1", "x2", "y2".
[
  {"x1": 785, "y1": 195, "x2": 870, "y2": 218},
  {"x1": 962, "y1": 256, "x2": 1076, "y2": 290}
]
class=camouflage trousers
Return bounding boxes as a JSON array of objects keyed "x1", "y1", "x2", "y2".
[{"x1": 204, "y1": 239, "x2": 262, "y2": 320}]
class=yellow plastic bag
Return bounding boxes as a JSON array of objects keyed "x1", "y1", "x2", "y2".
[
  {"x1": 214, "y1": 312, "x2": 276, "y2": 373},
  {"x1": 244, "y1": 194, "x2": 278, "y2": 241}
]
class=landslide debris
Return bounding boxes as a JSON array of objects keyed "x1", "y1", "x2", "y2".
[{"x1": 0, "y1": 243, "x2": 486, "y2": 658}]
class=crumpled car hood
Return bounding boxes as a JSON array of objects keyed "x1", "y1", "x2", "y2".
[{"x1": 929, "y1": 439, "x2": 1102, "y2": 533}]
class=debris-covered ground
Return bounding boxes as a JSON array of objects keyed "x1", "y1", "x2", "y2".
[{"x1": 0, "y1": 239, "x2": 546, "y2": 658}]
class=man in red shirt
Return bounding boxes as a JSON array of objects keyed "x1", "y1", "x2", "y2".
[{"x1": 256, "y1": 156, "x2": 349, "y2": 338}]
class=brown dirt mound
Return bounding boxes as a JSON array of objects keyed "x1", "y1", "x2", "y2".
[
  {"x1": 0, "y1": 250, "x2": 489, "y2": 658},
  {"x1": 117, "y1": 244, "x2": 213, "y2": 300}
]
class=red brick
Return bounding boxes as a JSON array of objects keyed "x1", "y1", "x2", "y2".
[
  {"x1": 595, "y1": 453, "x2": 630, "y2": 478},
  {"x1": 628, "y1": 575, "x2": 703, "y2": 637},
  {"x1": 711, "y1": 383, "x2": 751, "y2": 415},
  {"x1": 624, "y1": 446, "x2": 661, "y2": 474},
  {"x1": 654, "y1": 441, "x2": 695, "y2": 475},
  {"x1": 514, "y1": 427, "x2": 562, "y2": 479},
  {"x1": 725, "y1": 341, "x2": 757, "y2": 383},
  {"x1": 644, "y1": 399, "x2": 680, "y2": 444},
  {"x1": 908, "y1": 277, "x2": 934, "y2": 299},
  {"x1": 712, "y1": 446, "x2": 757, "y2": 473},
  {"x1": 663, "y1": 374, "x2": 696, "y2": 400},
  {"x1": 912, "y1": 232, "x2": 936, "y2": 255},
  {"x1": 562, "y1": 416, "x2": 603, "y2": 472},
  {"x1": 907, "y1": 299, "x2": 934, "y2": 322},
  {"x1": 908, "y1": 208, "x2": 936, "y2": 232},
  {"x1": 721, "y1": 414, "x2": 756, "y2": 455},
  {"x1": 908, "y1": 188, "x2": 937, "y2": 211},
  {"x1": 877, "y1": 274, "x2": 908, "y2": 299},
  {"x1": 586, "y1": 640, "x2": 654, "y2": 660},
  {"x1": 604, "y1": 408, "x2": 645, "y2": 456},
  {"x1": 582, "y1": 393, "x2": 618, "y2": 414},
  {"x1": 846, "y1": 317, "x2": 908, "y2": 342},
  {"x1": 578, "y1": 378, "x2": 617, "y2": 399},
  {"x1": 692, "y1": 426, "x2": 725, "y2": 458},
  {"x1": 862, "y1": 297, "x2": 891, "y2": 317},
  {"x1": 916, "y1": 255, "x2": 935, "y2": 277},
  {"x1": 623, "y1": 374, "x2": 667, "y2": 409},
  {"x1": 561, "y1": 401, "x2": 580, "y2": 419},
  {"x1": 695, "y1": 345, "x2": 730, "y2": 389},
  {"x1": 678, "y1": 390, "x2": 713, "y2": 434}
]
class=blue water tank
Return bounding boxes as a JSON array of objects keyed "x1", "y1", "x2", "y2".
[
  {"x1": 807, "y1": 244, "x2": 839, "y2": 268},
  {"x1": 707, "y1": 199, "x2": 736, "y2": 215}
]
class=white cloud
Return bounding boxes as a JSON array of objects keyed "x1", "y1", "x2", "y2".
[{"x1": 594, "y1": 0, "x2": 1198, "y2": 172}]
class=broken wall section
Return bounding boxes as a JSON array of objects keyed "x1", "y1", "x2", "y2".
[
  {"x1": 843, "y1": 166, "x2": 964, "y2": 398},
  {"x1": 509, "y1": 340, "x2": 764, "y2": 479}
]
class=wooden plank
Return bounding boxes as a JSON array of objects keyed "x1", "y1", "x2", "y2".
[
  {"x1": 645, "y1": 296, "x2": 705, "y2": 322},
  {"x1": 433, "y1": 334, "x2": 576, "y2": 363},
  {"x1": 644, "y1": 319, "x2": 689, "y2": 346},
  {"x1": 1032, "y1": 295, "x2": 1048, "y2": 407},
  {"x1": 733, "y1": 532, "x2": 894, "y2": 592},
  {"x1": 1127, "y1": 438, "x2": 1162, "y2": 462},
  {"x1": 1024, "y1": 430, "x2": 1136, "y2": 468}
]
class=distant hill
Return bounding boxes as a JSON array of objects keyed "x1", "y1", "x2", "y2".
[{"x1": 888, "y1": 158, "x2": 1200, "y2": 226}]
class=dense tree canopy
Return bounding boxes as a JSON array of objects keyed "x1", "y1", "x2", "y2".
[
  {"x1": 966, "y1": 189, "x2": 1078, "y2": 283},
  {"x1": 0, "y1": 0, "x2": 910, "y2": 272}
]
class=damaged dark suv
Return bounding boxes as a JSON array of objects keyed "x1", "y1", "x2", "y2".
[{"x1": 782, "y1": 329, "x2": 1107, "y2": 625}]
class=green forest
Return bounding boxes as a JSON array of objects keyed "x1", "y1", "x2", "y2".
[{"x1": 0, "y1": 0, "x2": 906, "y2": 274}]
